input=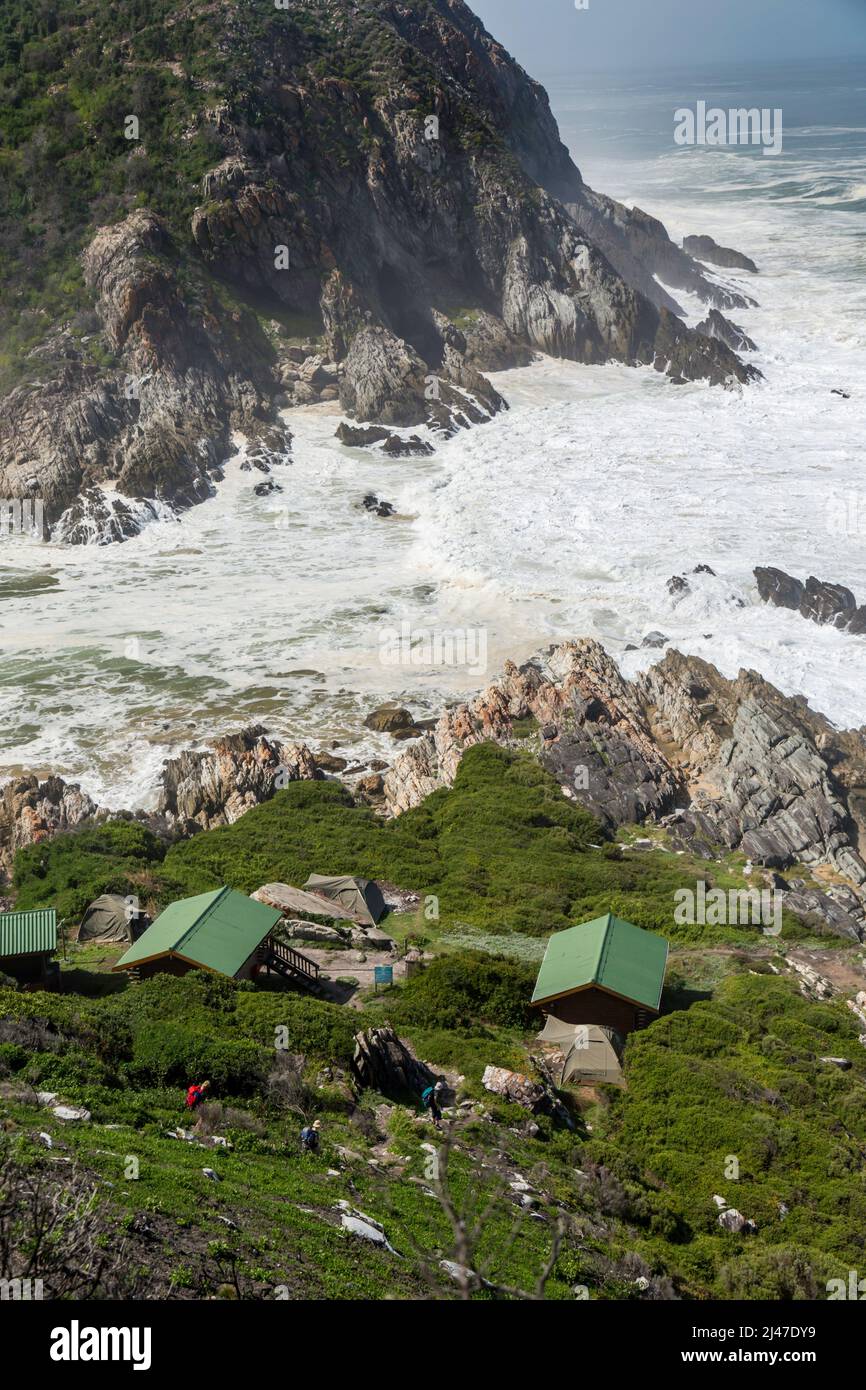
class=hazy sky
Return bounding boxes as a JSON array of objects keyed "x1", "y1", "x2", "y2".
[{"x1": 470, "y1": 0, "x2": 866, "y2": 73}]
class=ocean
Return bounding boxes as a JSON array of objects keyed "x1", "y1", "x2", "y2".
[{"x1": 1, "y1": 58, "x2": 864, "y2": 808}]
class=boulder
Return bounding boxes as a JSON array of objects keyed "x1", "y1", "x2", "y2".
[
  {"x1": 683, "y1": 235, "x2": 759, "y2": 273},
  {"x1": 335, "y1": 422, "x2": 390, "y2": 447},
  {"x1": 351, "y1": 1026, "x2": 434, "y2": 1096},
  {"x1": 481, "y1": 1065, "x2": 548, "y2": 1114},
  {"x1": 364, "y1": 705, "x2": 416, "y2": 734},
  {"x1": 362, "y1": 494, "x2": 395, "y2": 518},
  {"x1": 754, "y1": 566, "x2": 804, "y2": 611},
  {"x1": 381, "y1": 434, "x2": 434, "y2": 458}
]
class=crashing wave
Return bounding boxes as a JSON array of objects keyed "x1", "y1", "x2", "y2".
[{"x1": 53, "y1": 485, "x2": 179, "y2": 545}]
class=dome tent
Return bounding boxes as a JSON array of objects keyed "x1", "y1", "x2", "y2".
[
  {"x1": 76, "y1": 894, "x2": 148, "y2": 945},
  {"x1": 302, "y1": 875, "x2": 386, "y2": 927},
  {"x1": 537, "y1": 1016, "x2": 624, "y2": 1085}
]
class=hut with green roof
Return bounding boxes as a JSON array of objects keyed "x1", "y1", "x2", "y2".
[{"x1": 531, "y1": 913, "x2": 668, "y2": 1038}]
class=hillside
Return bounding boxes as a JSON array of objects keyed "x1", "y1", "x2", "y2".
[
  {"x1": 3, "y1": 742, "x2": 866, "y2": 1300},
  {"x1": 0, "y1": 0, "x2": 757, "y2": 541}
]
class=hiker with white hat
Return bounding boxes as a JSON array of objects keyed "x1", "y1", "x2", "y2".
[{"x1": 300, "y1": 1119, "x2": 321, "y2": 1153}]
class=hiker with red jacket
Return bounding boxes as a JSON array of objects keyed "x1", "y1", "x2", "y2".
[{"x1": 185, "y1": 1079, "x2": 210, "y2": 1111}]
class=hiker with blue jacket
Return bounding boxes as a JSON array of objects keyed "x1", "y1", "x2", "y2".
[{"x1": 421, "y1": 1080, "x2": 445, "y2": 1127}]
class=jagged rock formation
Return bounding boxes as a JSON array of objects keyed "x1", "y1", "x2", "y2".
[
  {"x1": 755, "y1": 567, "x2": 866, "y2": 634},
  {"x1": 568, "y1": 195, "x2": 757, "y2": 315},
  {"x1": 0, "y1": 774, "x2": 102, "y2": 876},
  {"x1": 695, "y1": 309, "x2": 757, "y2": 353},
  {"x1": 0, "y1": 211, "x2": 287, "y2": 541},
  {"x1": 0, "y1": 0, "x2": 760, "y2": 542},
  {"x1": 5, "y1": 640, "x2": 866, "y2": 938},
  {"x1": 382, "y1": 640, "x2": 866, "y2": 908},
  {"x1": 155, "y1": 726, "x2": 321, "y2": 833},
  {"x1": 683, "y1": 235, "x2": 759, "y2": 274},
  {"x1": 351, "y1": 1026, "x2": 434, "y2": 1096}
]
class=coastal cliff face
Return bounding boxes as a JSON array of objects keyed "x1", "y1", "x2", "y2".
[{"x1": 0, "y1": 0, "x2": 757, "y2": 542}]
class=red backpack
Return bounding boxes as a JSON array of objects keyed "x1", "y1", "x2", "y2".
[{"x1": 186, "y1": 1084, "x2": 201, "y2": 1109}]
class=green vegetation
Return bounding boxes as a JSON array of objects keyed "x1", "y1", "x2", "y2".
[
  {"x1": 4, "y1": 742, "x2": 865, "y2": 1298},
  {"x1": 0, "y1": 0, "x2": 521, "y2": 389},
  {"x1": 1, "y1": 938, "x2": 865, "y2": 1299},
  {"x1": 14, "y1": 744, "x2": 807, "y2": 946}
]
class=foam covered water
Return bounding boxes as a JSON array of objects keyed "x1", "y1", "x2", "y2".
[{"x1": 1, "y1": 59, "x2": 864, "y2": 805}]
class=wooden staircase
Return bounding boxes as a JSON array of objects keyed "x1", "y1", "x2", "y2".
[{"x1": 257, "y1": 938, "x2": 320, "y2": 992}]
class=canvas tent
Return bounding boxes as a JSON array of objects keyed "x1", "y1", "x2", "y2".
[
  {"x1": 302, "y1": 875, "x2": 385, "y2": 927},
  {"x1": 76, "y1": 894, "x2": 148, "y2": 945},
  {"x1": 537, "y1": 1016, "x2": 624, "y2": 1085}
]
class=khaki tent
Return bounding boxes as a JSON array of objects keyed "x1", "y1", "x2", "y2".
[
  {"x1": 537, "y1": 1017, "x2": 624, "y2": 1085},
  {"x1": 76, "y1": 894, "x2": 148, "y2": 945},
  {"x1": 302, "y1": 875, "x2": 386, "y2": 927}
]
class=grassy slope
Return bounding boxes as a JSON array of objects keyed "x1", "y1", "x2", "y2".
[
  {"x1": 13, "y1": 744, "x2": 809, "y2": 943},
  {"x1": 4, "y1": 744, "x2": 866, "y2": 1299}
]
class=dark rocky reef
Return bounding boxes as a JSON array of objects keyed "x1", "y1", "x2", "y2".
[
  {"x1": 684, "y1": 235, "x2": 759, "y2": 274},
  {"x1": 755, "y1": 567, "x2": 866, "y2": 634},
  {"x1": 695, "y1": 309, "x2": 757, "y2": 353}
]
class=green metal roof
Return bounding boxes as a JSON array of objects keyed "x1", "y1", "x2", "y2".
[
  {"x1": 114, "y1": 887, "x2": 281, "y2": 977},
  {"x1": 0, "y1": 908, "x2": 57, "y2": 958},
  {"x1": 531, "y1": 913, "x2": 668, "y2": 1012}
]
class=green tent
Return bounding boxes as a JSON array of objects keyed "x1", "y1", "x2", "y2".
[
  {"x1": 113, "y1": 886, "x2": 281, "y2": 978},
  {"x1": 302, "y1": 875, "x2": 385, "y2": 927},
  {"x1": 537, "y1": 1017, "x2": 624, "y2": 1085},
  {"x1": 531, "y1": 913, "x2": 668, "y2": 1012},
  {"x1": 76, "y1": 894, "x2": 148, "y2": 945}
]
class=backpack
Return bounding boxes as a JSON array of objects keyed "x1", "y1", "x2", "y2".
[
  {"x1": 186, "y1": 1085, "x2": 201, "y2": 1108},
  {"x1": 421, "y1": 1086, "x2": 434, "y2": 1109}
]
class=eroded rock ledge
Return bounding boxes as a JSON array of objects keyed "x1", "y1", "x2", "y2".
[{"x1": 5, "y1": 641, "x2": 866, "y2": 944}]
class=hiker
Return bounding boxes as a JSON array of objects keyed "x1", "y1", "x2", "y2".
[
  {"x1": 300, "y1": 1119, "x2": 321, "y2": 1154},
  {"x1": 421, "y1": 1080, "x2": 445, "y2": 1127},
  {"x1": 185, "y1": 1079, "x2": 210, "y2": 1111}
]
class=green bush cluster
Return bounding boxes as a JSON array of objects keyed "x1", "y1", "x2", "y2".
[{"x1": 385, "y1": 950, "x2": 538, "y2": 1031}]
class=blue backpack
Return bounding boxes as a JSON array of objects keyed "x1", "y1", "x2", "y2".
[{"x1": 421, "y1": 1086, "x2": 434, "y2": 1109}]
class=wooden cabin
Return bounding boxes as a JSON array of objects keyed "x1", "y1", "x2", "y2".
[
  {"x1": 112, "y1": 886, "x2": 319, "y2": 990},
  {"x1": 0, "y1": 908, "x2": 58, "y2": 987},
  {"x1": 531, "y1": 913, "x2": 668, "y2": 1038}
]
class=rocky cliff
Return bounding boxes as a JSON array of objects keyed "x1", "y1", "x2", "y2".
[
  {"x1": 380, "y1": 639, "x2": 866, "y2": 937},
  {"x1": 4, "y1": 637, "x2": 865, "y2": 941},
  {"x1": 0, "y1": 0, "x2": 758, "y2": 542}
]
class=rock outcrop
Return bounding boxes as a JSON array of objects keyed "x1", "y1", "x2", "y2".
[
  {"x1": 156, "y1": 726, "x2": 321, "y2": 833},
  {"x1": 755, "y1": 567, "x2": 866, "y2": 634},
  {"x1": 0, "y1": 211, "x2": 287, "y2": 541},
  {"x1": 695, "y1": 309, "x2": 757, "y2": 353},
  {"x1": 683, "y1": 235, "x2": 759, "y2": 274},
  {"x1": 0, "y1": 0, "x2": 760, "y2": 542},
  {"x1": 0, "y1": 774, "x2": 102, "y2": 876},
  {"x1": 382, "y1": 639, "x2": 866, "y2": 903}
]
